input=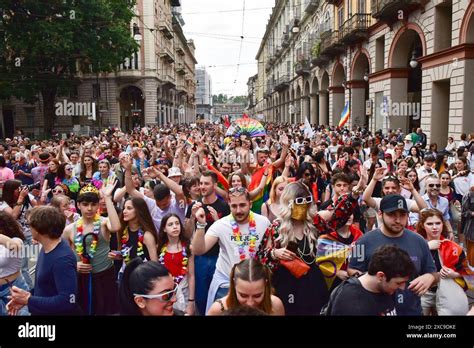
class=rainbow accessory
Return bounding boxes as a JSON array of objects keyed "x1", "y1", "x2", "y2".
[
  {"x1": 75, "y1": 214, "x2": 101, "y2": 264},
  {"x1": 185, "y1": 137, "x2": 195, "y2": 148},
  {"x1": 230, "y1": 211, "x2": 258, "y2": 261},
  {"x1": 338, "y1": 102, "x2": 351, "y2": 128},
  {"x1": 120, "y1": 227, "x2": 145, "y2": 264},
  {"x1": 158, "y1": 242, "x2": 189, "y2": 284},
  {"x1": 226, "y1": 117, "x2": 266, "y2": 138},
  {"x1": 249, "y1": 164, "x2": 274, "y2": 214}
]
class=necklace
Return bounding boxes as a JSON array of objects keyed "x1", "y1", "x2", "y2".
[
  {"x1": 297, "y1": 236, "x2": 316, "y2": 265},
  {"x1": 159, "y1": 242, "x2": 188, "y2": 284},
  {"x1": 230, "y1": 211, "x2": 257, "y2": 261},
  {"x1": 75, "y1": 214, "x2": 101, "y2": 264},
  {"x1": 120, "y1": 227, "x2": 144, "y2": 264}
]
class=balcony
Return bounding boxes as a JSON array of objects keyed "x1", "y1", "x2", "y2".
[
  {"x1": 265, "y1": 81, "x2": 274, "y2": 97},
  {"x1": 176, "y1": 63, "x2": 186, "y2": 75},
  {"x1": 176, "y1": 46, "x2": 185, "y2": 56},
  {"x1": 295, "y1": 60, "x2": 311, "y2": 76},
  {"x1": 371, "y1": 0, "x2": 428, "y2": 21},
  {"x1": 265, "y1": 60, "x2": 273, "y2": 72},
  {"x1": 320, "y1": 30, "x2": 344, "y2": 57},
  {"x1": 160, "y1": 46, "x2": 175, "y2": 63},
  {"x1": 162, "y1": 74, "x2": 176, "y2": 88},
  {"x1": 305, "y1": 0, "x2": 319, "y2": 14},
  {"x1": 176, "y1": 82, "x2": 187, "y2": 95},
  {"x1": 274, "y1": 46, "x2": 283, "y2": 58},
  {"x1": 274, "y1": 75, "x2": 290, "y2": 92},
  {"x1": 281, "y1": 31, "x2": 290, "y2": 48},
  {"x1": 158, "y1": 20, "x2": 174, "y2": 40},
  {"x1": 339, "y1": 13, "x2": 371, "y2": 44}
]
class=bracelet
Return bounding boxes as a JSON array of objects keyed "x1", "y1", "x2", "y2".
[
  {"x1": 15, "y1": 202, "x2": 23, "y2": 206},
  {"x1": 270, "y1": 248, "x2": 276, "y2": 260},
  {"x1": 196, "y1": 222, "x2": 207, "y2": 229},
  {"x1": 188, "y1": 299, "x2": 195, "y2": 302}
]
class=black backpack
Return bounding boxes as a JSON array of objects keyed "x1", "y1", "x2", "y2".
[{"x1": 320, "y1": 277, "x2": 360, "y2": 316}]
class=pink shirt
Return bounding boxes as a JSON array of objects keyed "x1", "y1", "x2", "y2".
[{"x1": 0, "y1": 167, "x2": 14, "y2": 183}]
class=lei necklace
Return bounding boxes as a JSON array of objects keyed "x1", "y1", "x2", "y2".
[
  {"x1": 230, "y1": 211, "x2": 257, "y2": 261},
  {"x1": 120, "y1": 227, "x2": 144, "y2": 264},
  {"x1": 75, "y1": 214, "x2": 101, "y2": 264},
  {"x1": 159, "y1": 243, "x2": 188, "y2": 284}
]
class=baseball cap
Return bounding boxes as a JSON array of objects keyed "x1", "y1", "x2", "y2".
[
  {"x1": 380, "y1": 195, "x2": 409, "y2": 214},
  {"x1": 168, "y1": 167, "x2": 183, "y2": 178}
]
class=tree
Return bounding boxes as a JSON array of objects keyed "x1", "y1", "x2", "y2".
[{"x1": 0, "y1": 0, "x2": 139, "y2": 135}]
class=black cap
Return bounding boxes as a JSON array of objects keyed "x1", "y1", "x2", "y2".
[
  {"x1": 424, "y1": 155, "x2": 435, "y2": 162},
  {"x1": 380, "y1": 195, "x2": 409, "y2": 213}
]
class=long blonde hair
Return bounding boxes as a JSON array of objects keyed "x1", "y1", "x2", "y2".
[
  {"x1": 268, "y1": 176, "x2": 289, "y2": 204},
  {"x1": 275, "y1": 181, "x2": 318, "y2": 256}
]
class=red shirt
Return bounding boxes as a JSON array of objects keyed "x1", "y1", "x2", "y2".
[{"x1": 163, "y1": 251, "x2": 185, "y2": 278}]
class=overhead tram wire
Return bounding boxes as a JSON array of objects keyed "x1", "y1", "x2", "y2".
[{"x1": 231, "y1": 0, "x2": 246, "y2": 96}]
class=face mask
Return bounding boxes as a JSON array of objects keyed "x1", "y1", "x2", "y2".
[{"x1": 291, "y1": 204, "x2": 308, "y2": 221}]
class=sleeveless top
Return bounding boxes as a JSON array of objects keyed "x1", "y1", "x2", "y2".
[
  {"x1": 439, "y1": 188, "x2": 454, "y2": 203},
  {"x1": 73, "y1": 217, "x2": 113, "y2": 273},
  {"x1": 163, "y1": 250, "x2": 185, "y2": 278},
  {"x1": 122, "y1": 228, "x2": 150, "y2": 262}
]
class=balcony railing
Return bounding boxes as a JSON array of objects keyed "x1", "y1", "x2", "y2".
[
  {"x1": 176, "y1": 46, "x2": 185, "y2": 56},
  {"x1": 281, "y1": 31, "x2": 290, "y2": 48},
  {"x1": 371, "y1": 0, "x2": 427, "y2": 20},
  {"x1": 162, "y1": 73, "x2": 176, "y2": 87},
  {"x1": 320, "y1": 30, "x2": 344, "y2": 57},
  {"x1": 160, "y1": 46, "x2": 175, "y2": 63},
  {"x1": 305, "y1": 0, "x2": 319, "y2": 14},
  {"x1": 339, "y1": 13, "x2": 371, "y2": 44},
  {"x1": 158, "y1": 20, "x2": 174, "y2": 40},
  {"x1": 265, "y1": 81, "x2": 274, "y2": 97},
  {"x1": 274, "y1": 75, "x2": 290, "y2": 92},
  {"x1": 295, "y1": 60, "x2": 311, "y2": 76},
  {"x1": 176, "y1": 63, "x2": 186, "y2": 75}
]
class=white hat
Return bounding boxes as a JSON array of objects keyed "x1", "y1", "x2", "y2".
[{"x1": 168, "y1": 167, "x2": 183, "y2": 178}]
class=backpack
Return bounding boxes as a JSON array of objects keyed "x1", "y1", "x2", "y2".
[{"x1": 320, "y1": 277, "x2": 360, "y2": 316}]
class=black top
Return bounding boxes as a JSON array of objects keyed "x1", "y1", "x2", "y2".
[
  {"x1": 125, "y1": 228, "x2": 150, "y2": 261},
  {"x1": 186, "y1": 197, "x2": 230, "y2": 256},
  {"x1": 44, "y1": 172, "x2": 57, "y2": 190},
  {"x1": 331, "y1": 278, "x2": 397, "y2": 316}
]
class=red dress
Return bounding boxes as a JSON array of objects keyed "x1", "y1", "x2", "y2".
[{"x1": 163, "y1": 251, "x2": 185, "y2": 279}]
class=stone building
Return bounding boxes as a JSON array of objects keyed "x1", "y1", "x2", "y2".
[
  {"x1": 255, "y1": 0, "x2": 474, "y2": 147},
  {"x1": 0, "y1": 0, "x2": 197, "y2": 138}
]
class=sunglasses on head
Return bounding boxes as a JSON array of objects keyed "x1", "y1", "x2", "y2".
[
  {"x1": 292, "y1": 196, "x2": 313, "y2": 205},
  {"x1": 134, "y1": 283, "x2": 178, "y2": 303},
  {"x1": 228, "y1": 187, "x2": 248, "y2": 196},
  {"x1": 53, "y1": 189, "x2": 64, "y2": 194},
  {"x1": 427, "y1": 184, "x2": 441, "y2": 188}
]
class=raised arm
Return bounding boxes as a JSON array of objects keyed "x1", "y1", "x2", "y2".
[
  {"x1": 122, "y1": 156, "x2": 144, "y2": 199},
  {"x1": 272, "y1": 134, "x2": 289, "y2": 170},
  {"x1": 101, "y1": 177, "x2": 121, "y2": 234},
  {"x1": 362, "y1": 167, "x2": 386, "y2": 209},
  {"x1": 191, "y1": 207, "x2": 218, "y2": 255},
  {"x1": 249, "y1": 169, "x2": 269, "y2": 200}
]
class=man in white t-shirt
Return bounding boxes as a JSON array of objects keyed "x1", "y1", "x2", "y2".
[
  {"x1": 363, "y1": 146, "x2": 387, "y2": 172},
  {"x1": 362, "y1": 167, "x2": 427, "y2": 228},
  {"x1": 417, "y1": 155, "x2": 438, "y2": 195},
  {"x1": 192, "y1": 187, "x2": 270, "y2": 314}
]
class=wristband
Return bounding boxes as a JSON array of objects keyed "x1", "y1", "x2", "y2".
[{"x1": 196, "y1": 222, "x2": 207, "y2": 229}]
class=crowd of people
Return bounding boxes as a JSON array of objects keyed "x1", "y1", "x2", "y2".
[{"x1": 0, "y1": 122, "x2": 474, "y2": 316}]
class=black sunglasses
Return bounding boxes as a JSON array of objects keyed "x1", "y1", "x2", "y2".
[{"x1": 427, "y1": 184, "x2": 441, "y2": 188}]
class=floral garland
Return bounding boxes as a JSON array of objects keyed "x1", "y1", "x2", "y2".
[
  {"x1": 230, "y1": 211, "x2": 257, "y2": 261},
  {"x1": 75, "y1": 214, "x2": 101, "y2": 264},
  {"x1": 120, "y1": 227, "x2": 144, "y2": 264},
  {"x1": 159, "y1": 243, "x2": 188, "y2": 284}
]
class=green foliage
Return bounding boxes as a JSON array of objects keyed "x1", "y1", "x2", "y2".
[
  {"x1": 0, "y1": 0, "x2": 139, "y2": 132},
  {"x1": 311, "y1": 40, "x2": 321, "y2": 59}
]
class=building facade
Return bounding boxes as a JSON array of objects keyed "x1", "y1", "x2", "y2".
[
  {"x1": 0, "y1": 0, "x2": 197, "y2": 138},
  {"x1": 255, "y1": 0, "x2": 474, "y2": 147},
  {"x1": 247, "y1": 74, "x2": 258, "y2": 116},
  {"x1": 213, "y1": 102, "x2": 247, "y2": 123},
  {"x1": 196, "y1": 67, "x2": 214, "y2": 122}
]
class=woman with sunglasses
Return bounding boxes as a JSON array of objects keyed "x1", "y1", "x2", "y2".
[
  {"x1": 207, "y1": 258, "x2": 284, "y2": 315},
  {"x1": 417, "y1": 209, "x2": 470, "y2": 315},
  {"x1": 119, "y1": 258, "x2": 183, "y2": 316},
  {"x1": 257, "y1": 181, "x2": 361, "y2": 315},
  {"x1": 55, "y1": 163, "x2": 80, "y2": 203},
  {"x1": 50, "y1": 194, "x2": 80, "y2": 225}
]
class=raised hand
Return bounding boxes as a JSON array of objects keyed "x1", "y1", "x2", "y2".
[
  {"x1": 101, "y1": 176, "x2": 117, "y2": 198},
  {"x1": 373, "y1": 167, "x2": 387, "y2": 182}
]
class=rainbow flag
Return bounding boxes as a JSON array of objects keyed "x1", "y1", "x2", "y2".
[
  {"x1": 338, "y1": 102, "x2": 350, "y2": 128},
  {"x1": 185, "y1": 137, "x2": 194, "y2": 148},
  {"x1": 205, "y1": 158, "x2": 229, "y2": 191},
  {"x1": 249, "y1": 165, "x2": 273, "y2": 214}
]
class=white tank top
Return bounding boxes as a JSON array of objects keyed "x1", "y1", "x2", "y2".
[{"x1": 0, "y1": 238, "x2": 23, "y2": 278}]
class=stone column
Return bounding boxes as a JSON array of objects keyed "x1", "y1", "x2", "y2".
[
  {"x1": 319, "y1": 91, "x2": 329, "y2": 126},
  {"x1": 310, "y1": 93, "x2": 318, "y2": 126}
]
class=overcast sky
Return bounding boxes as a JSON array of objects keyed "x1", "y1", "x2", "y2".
[{"x1": 181, "y1": 0, "x2": 275, "y2": 97}]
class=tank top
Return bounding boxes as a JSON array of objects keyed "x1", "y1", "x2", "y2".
[
  {"x1": 163, "y1": 250, "x2": 185, "y2": 278},
  {"x1": 439, "y1": 188, "x2": 454, "y2": 203},
  {"x1": 122, "y1": 228, "x2": 150, "y2": 262},
  {"x1": 73, "y1": 217, "x2": 113, "y2": 273}
]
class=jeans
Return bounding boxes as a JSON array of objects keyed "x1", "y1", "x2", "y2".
[
  {"x1": 214, "y1": 286, "x2": 229, "y2": 303},
  {"x1": 194, "y1": 254, "x2": 218, "y2": 316},
  {"x1": 0, "y1": 274, "x2": 30, "y2": 316},
  {"x1": 21, "y1": 234, "x2": 34, "y2": 290}
]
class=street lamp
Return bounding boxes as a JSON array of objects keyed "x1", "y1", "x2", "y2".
[
  {"x1": 363, "y1": 71, "x2": 369, "y2": 82},
  {"x1": 409, "y1": 50, "x2": 418, "y2": 69},
  {"x1": 133, "y1": 23, "x2": 142, "y2": 42}
]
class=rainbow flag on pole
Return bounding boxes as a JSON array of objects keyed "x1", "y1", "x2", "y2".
[
  {"x1": 338, "y1": 102, "x2": 350, "y2": 128},
  {"x1": 249, "y1": 165, "x2": 274, "y2": 214}
]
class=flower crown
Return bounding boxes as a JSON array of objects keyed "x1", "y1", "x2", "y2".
[{"x1": 79, "y1": 184, "x2": 100, "y2": 197}]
